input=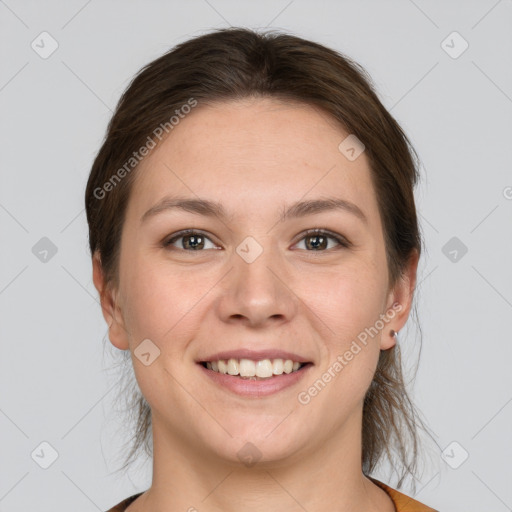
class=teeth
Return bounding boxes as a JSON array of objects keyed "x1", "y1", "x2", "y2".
[
  {"x1": 239, "y1": 358, "x2": 256, "y2": 377},
  {"x1": 272, "y1": 359, "x2": 284, "y2": 375},
  {"x1": 255, "y1": 359, "x2": 273, "y2": 378},
  {"x1": 204, "y1": 358, "x2": 304, "y2": 378},
  {"x1": 227, "y1": 358, "x2": 239, "y2": 375}
]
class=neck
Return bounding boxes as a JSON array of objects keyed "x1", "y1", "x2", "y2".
[{"x1": 134, "y1": 408, "x2": 393, "y2": 512}]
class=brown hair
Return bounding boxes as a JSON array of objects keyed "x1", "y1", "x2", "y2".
[{"x1": 86, "y1": 27, "x2": 425, "y2": 487}]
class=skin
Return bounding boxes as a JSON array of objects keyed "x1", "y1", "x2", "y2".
[{"x1": 93, "y1": 97, "x2": 419, "y2": 512}]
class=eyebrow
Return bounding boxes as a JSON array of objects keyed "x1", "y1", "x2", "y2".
[{"x1": 140, "y1": 195, "x2": 368, "y2": 225}]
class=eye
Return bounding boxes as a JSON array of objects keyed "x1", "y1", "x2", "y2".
[
  {"x1": 162, "y1": 228, "x2": 351, "y2": 252},
  {"x1": 293, "y1": 229, "x2": 351, "y2": 251},
  {"x1": 163, "y1": 230, "x2": 218, "y2": 251}
]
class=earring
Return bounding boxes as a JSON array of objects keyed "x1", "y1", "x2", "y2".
[{"x1": 390, "y1": 329, "x2": 398, "y2": 338}]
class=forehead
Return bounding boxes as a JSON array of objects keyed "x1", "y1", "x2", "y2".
[{"x1": 127, "y1": 97, "x2": 380, "y2": 225}]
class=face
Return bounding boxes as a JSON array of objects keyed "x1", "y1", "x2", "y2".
[{"x1": 93, "y1": 97, "x2": 417, "y2": 467}]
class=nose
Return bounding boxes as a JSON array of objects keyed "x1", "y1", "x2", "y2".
[{"x1": 216, "y1": 242, "x2": 298, "y2": 328}]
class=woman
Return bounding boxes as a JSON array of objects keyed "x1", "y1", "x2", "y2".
[{"x1": 86, "y1": 27, "x2": 437, "y2": 511}]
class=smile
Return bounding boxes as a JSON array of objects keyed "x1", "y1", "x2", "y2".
[
  {"x1": 198, "y1": 358, "x2": 313, "y2": 397},
  {"x1": 201, "y1": 358, "x2": 305, "y2": 379}
]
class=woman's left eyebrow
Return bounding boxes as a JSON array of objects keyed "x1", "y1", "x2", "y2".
[{"x1": 140, "y1": 195, "x2": 367, "y2": 225}]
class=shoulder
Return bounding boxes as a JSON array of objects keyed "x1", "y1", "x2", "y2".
[
  {"x1": 370, "y1": 477, "x2": 439, "y2": 512},
  {"x1": 104, "y1": 492, "x2": 144, "y2": 512}
]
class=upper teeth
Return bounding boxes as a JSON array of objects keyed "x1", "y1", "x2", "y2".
[{"x1": 206, "y1": 358, "x2": 302, "y2": 378}]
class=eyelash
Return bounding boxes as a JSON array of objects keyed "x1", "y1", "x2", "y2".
[{"x1": 163, "y1": 228, "x2": 351, "y2": 252}]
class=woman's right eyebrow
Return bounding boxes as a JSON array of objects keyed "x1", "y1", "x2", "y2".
[
  {"x1": 140, "y1": 195, "x2": 368, "y2": 226},
  {"x1": 140, "y1": 196, "x2": 228, "y2": 224}
]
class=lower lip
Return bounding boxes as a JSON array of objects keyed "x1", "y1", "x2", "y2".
[{"x1": 198, "y1": 363, "x2": 313, "y2": 397}]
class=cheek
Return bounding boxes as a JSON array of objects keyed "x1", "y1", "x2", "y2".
[
  {"x1": 120, "y1": 259, "x2": 212, "y2": 350},
  {"x1": 306, "y1": 262, "x2": 388, "y2": 339},
  {"x1": 120, "y1": 264, "x2": 201, "y2": 408},
  {"x1": 120, "y1": 263, "x2": 174, "y2": 342},
  {"x1": 302, "y1": 259, "x2": 387, "y2": 396}
]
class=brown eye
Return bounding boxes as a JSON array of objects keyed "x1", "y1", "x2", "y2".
[{"x1": 294, "y1": 229, "x2": 350, "y2": 251}]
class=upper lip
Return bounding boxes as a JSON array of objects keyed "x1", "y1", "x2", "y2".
[{"x1": 197, "y1": 349, "x2": 312, "y2": 364}]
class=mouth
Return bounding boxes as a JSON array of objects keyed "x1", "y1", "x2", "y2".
[
  {"x1": 199, "y1": 358, "x2": 312, "y2": 380},
  {"x1": 197, "y1": 355, "x2": 313, "y2": 397}
]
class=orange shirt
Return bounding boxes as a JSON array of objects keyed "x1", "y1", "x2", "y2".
[
  {"x1": 105, "y1": 478, "x2": 437, "y2": 511},
  {"x1": 371, "y1": 477, "x2": 438, "y2": 511}
]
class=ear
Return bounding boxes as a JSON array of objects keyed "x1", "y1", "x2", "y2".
[
  {"x1": 92, "y1": 251, "x2": 130, "y2": 350},
  {"x1": 380, "y1": 248, "x2": 420, "y2": 350}
]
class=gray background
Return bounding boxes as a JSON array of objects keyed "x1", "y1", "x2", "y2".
[{"x1": 1, "y1": 0, "x2": 511, "y2": 510}]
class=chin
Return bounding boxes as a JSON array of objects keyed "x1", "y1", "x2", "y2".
[{"x1": 205, "y1": 421, "x2": 307, "y2": 468}]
